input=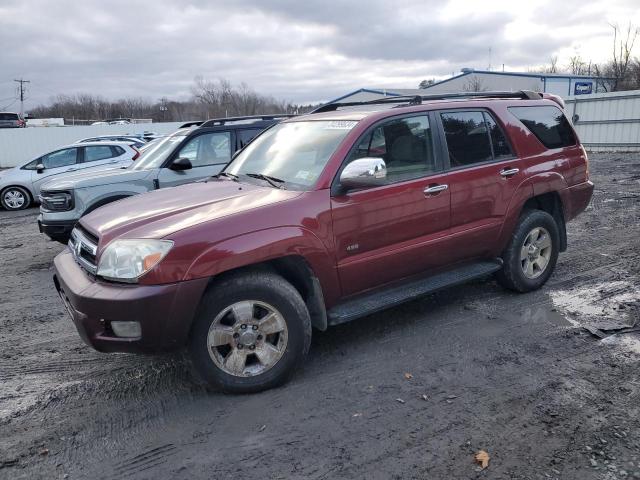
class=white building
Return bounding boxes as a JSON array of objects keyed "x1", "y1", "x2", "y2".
[{"x1": 332, "y1": 69, "x2": 614, "y2": 104}]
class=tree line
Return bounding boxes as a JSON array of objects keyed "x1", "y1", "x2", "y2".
[{"x1": 28, "y1": 77, "x2": 319, "y2": 123}]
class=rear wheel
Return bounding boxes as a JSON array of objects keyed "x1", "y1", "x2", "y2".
[
  {"x1": 188, "y1": 271, "x2": 312, "y2": 393},
  {"x1": 496, "y1": 209, "x2": 559, "y2": 292},
  {"x1": 1, "y1": 186, "x2": 31, "y2": 210}
]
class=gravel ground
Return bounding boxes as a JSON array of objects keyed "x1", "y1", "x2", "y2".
[{"x1": 0, "y1": 153, "x2": 639, "y2": 480}]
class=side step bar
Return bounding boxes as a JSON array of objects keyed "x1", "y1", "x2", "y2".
[{"x1": 327, "y1": 259, "x2": 503, "y2": 326}]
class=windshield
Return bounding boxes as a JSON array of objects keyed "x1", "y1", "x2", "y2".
[
  {"x1": 130, "y1": 134, "x2": 186, "y2": 170},
  {"x1": 226, "y1": 120, "x2": 357, "y2": 190}
]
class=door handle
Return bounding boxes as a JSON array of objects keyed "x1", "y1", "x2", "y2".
[
  {"x1": 424, "y1": 184, "x2": 448, "y2": 195},
  {"x1": 66, "y1": 168, "x2": 77, "y2": 172},
  {"x1": 500, "y1": 168, "x2": 519, "y2": 178}
]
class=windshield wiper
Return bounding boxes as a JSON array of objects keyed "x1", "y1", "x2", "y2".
[
  {"x1": 215, "y1": 171, "x2": 239, "y2": 181},
  {"x1": 245, "y1": 173, "x2": 286, "y2": 189}
]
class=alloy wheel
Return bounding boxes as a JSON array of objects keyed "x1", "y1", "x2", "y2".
[
  {"x1": 207, "y1": 300, "x2": 288, "y2": 377},
  {"x1": 3, "y1": 189, "x2": 26, "y2": 209},
  {"x1": 520, "y1": 227, "x2": 552, "y2": 279}
]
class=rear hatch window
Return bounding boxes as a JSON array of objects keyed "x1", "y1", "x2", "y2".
[{"x1": 508, "y1": 105, "x2": 576, "y2": 149}]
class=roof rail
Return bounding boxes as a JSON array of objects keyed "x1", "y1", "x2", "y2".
[
  {"x1": 200, "y1": 114, "x2": 296, "y2": 128},
  {"x1": 311, "y1": 90, "x2": 542, "y2": 113},
  {"x1": 179, "y1": 121, "x2": 204, "y2": 128}
]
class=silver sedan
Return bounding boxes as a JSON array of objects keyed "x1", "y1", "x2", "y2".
[{"x1": 0, "y1": 141, "x2": 137, "y2": 210}]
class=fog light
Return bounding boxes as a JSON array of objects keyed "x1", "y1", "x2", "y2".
[{"x1": 111, "y1": 321, "x2": 141, "y2": 338}]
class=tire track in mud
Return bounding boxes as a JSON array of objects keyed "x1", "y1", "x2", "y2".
[{"x1": 110, "y1": 444, "x2": 178, "y2": 478}]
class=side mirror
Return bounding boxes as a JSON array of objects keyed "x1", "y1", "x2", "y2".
[
  {"x1": 36, "y1": 163, "x2": 45, "y2": 174},
  {"x1": 170, "y1": 157, "x2": 192, "y2": 171},
  {"x1": 340, "y1": 157, "x2": 387, "y2": 189}
]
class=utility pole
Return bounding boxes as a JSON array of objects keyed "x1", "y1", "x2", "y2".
[
  {"x1": 13, "y1": 78, "x2": 30, "y2": 117},
  {"x1": 159, "y1": 97, "x2": 168, "y2": 122}
]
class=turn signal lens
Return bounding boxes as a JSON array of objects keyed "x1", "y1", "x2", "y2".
[{"x1": 143, "y1": 252, "x2": 163, "y2": 271}]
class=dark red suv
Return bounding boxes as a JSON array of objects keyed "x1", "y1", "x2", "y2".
[{"x1": 53, "y1": 91, "x2": 594, "y2": 392}]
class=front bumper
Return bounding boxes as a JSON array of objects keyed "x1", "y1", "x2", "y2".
[
  {"x1": 53, "y1": 248, "x2": 209, "y2": 353},
  {"x1": 38, "y1": 214, "x2": 76, "y2": 242}
]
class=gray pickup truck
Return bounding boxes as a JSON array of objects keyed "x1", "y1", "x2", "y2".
[{"x1": 38, "y1": 115, "x2": 291, "y2": 242}]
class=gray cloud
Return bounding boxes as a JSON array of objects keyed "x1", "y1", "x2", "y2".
[{"x1": 0, "y1": 0, "x2": 636, "y2": 110}]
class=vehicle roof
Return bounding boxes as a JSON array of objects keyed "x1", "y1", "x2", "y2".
[
  {"x1": 292, "y1": 95, "x2": 563, "y2": 123},
  {"x1": 66, "y1": 141, "x2": 136, "y2": 147}
]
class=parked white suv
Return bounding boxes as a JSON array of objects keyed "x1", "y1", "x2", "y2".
[{"x1": 0, "y1": 142, "x2": 138, "y2": 211}]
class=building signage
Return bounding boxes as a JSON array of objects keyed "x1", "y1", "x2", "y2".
[{"x1": 574, "y1": 82, "x2": 593, "y2": 95}]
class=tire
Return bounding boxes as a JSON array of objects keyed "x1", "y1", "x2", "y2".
[
  {"x1": 496, "y1": 209, "x2": 560, "y2": 293},
  {"x1": 1, "y1": 186, "x2": 31, "y2": 210},
  {"x1": 188, "y1": 271, "x2": 312, "y2": 393}
]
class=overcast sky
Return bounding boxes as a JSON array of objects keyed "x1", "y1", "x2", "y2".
[{"x1": 1, "y1": 0, "x2": 639, "y2": 110}]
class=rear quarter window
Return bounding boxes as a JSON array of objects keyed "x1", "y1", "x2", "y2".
[{"x1": 509, "y1": 105, "x2": 576, "y2": 149}]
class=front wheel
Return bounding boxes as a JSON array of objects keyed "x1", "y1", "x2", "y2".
[
  {"x1": 496, "y1": 209, "x2": 559, "y2": 293},
  {"x1": 188, "y1": 271, "x2": 312, "y2": 393},
  {"x1": 1, "y1": 186, "x2": 31, "y2": 210}
]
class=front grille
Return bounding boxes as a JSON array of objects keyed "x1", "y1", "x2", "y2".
[
  {"x1": 39, "y1": 190, "x2": 74, "y2": 212},
  {"x1": 68, "y1": 227, "x2": 98, "y2": 274}
]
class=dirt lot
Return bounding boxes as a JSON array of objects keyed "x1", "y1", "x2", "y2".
[{"x1": 0, "y1": 153, "x2": 639, "y2": 480}]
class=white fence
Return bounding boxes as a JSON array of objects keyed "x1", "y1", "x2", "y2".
[
  {"x1": 0, "y1": 122, "x2": 185, "y2": 168},
  {"x1": 566, "y1": 90, "x2": 640, "y2": 152}
]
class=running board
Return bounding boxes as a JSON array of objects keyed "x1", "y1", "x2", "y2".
[{"x1": 327, "y1": 259, "x2": 503, "y2": 325}]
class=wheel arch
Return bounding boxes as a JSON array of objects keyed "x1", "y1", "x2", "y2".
[
  {"x1": 83, "y1": 194, "x2": 133, "y2": 217},
  {"x1": 497, "y1": 173, "x2": 568, "y2": 254},
  {"x1": 202, "y1": 255, "x2": 329, "y2": 331},
  {"x1": 521, "y1": 191, "x2": 567, "y2": 252}
]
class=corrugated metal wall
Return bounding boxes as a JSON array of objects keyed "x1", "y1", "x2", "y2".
[
  {"x1": 565, "y1": 90, "x2": 640, "y2": 152},
  {"x1": 0, "y1": 122, "x2": 185, "y2": 168}
]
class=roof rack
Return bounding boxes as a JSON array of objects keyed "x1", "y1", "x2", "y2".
[
  {"x1": 311, "y1": 90, "x2": 542, "y2": 113},
  {"x1": 200, "y1": 114, "x2": 296, "y2": 128},
  {"x1": 179, "y1": 121, "x2": 204, "y2": 128}
]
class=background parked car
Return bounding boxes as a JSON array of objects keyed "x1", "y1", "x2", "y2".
[
  {"x1": 75, "y1": 135, "x2": 147, "y2": 149},
  {"x1": 38, "y1": 115, "x2": 293, "y2": 242},
  {"x1": 0, "y1": 141, "x2": 138, "y2": 211},
  {"x1": 0, "y1": 112, "x2": 26, "y2": 128}
]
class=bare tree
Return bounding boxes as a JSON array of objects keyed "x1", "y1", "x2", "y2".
[
  {"x1": 462, "y1": 76, "x2": 487, "y2": 92},
  {"x1": 595, "y1": 22, "x2": 639, "y2": 91},
  {"x1": 418, "y1": 78, "x2": 436, "y2": 89}
]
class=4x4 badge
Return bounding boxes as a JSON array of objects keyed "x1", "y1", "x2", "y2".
[{"x1": 346, "y1": 243, "x2": 359, "y2": 252}]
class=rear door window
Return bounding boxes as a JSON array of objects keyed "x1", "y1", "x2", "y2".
[
  {"x1": 483, "y1": 112, "x2": 514, "y2": 160},
  {"x1": 0, "y1": 113, "x2": 19, "y2": 120},
  {"x1": 440, "y1": 111, "x2": 493, "y2": 167},
  {"x1": 85, "y1": 145, "x2": 116, "y2": 162},
  {"x1": 508, "y1": 105, "x2": 576, "y2": 149}
]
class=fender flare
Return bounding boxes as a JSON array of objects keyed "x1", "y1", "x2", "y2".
[
  {"x1": 83, "y1": 194, "x2": 133, "y2": 216},
  {"x1": 497, "y1": 172, "x2": 568, "y2": 253},
  {"x1": 180, "y1": 226, "x2": 340, "y2": 307}
]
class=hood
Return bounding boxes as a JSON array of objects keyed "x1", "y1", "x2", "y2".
[
  {"x1": 81, "y1": 179, "x2": 302, "y2": 244},
  {"x1": 41, "y1": 163, "x2": 144, "y2": 191}
]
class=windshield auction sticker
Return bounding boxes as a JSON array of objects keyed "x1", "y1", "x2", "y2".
[{"x1": 324, "y1": 121, "x2": 357, "y2": 130}]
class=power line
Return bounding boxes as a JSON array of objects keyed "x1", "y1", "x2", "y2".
[{"x1": 14, "y1": 78, "x2": 30, "y2": 117}]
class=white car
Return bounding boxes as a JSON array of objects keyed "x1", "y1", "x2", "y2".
[
  {"x1": 75, "y1": 135, "x2": 147, "y2": 149},
  {"x1": 0, "y1": 142, "x2": 138, "y2": 211}
]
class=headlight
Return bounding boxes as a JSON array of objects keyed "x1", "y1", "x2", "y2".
[
  {"x1": 40, "y1": 191, "x2": 74, "y2": 211},
  {"x1": 96, "y1": 239, "x2": 173, "y2": 282}
]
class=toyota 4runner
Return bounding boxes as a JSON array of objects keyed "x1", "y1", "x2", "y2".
[{"x1": 53, "y1": 91, "x2": 594, "y2": 393}]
